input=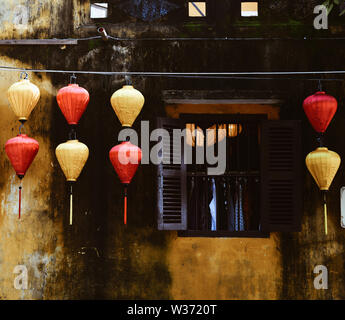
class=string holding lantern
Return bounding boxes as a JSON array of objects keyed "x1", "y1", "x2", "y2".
[
  {"x1": 5, "y1": 134, "x2": 39, "y2": 219},
  {"x1": 55, "y1": 140, "x2": 89, "y2": 225},
  {"x1": 56, "y1": 74, "x2": 90, "y2": 225},
  {"x1": 7, "y1": 71, "x2": 40, "y2": 124},
  {"x1": 109, "y1": 141, "x2": 142, "y2": 225},
  {"x1": 109, "y1": 79, "x2": 144, "y2": 224},
  {"x1": 306, "y1": 147, "x2": 341, "y2": 235},
  {"x1": 303, "y1": 81, "x2": 341, "y2": 235},
  {"x1": 5, "y1": 71, "x2": 40, "y2": 220}
]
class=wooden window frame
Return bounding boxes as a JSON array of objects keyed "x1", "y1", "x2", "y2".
[
  {"x1": 90, "y1": 2, "x2": 111, "y2": 22},
  {"x1": 177, "y1": 113, "x2": 269, "y2": 238},
  {"x1": 157, "y1": 103, "x2": 302, "y2": 237},
  {"x1": 185, "y1": 0, "x2": 217, "y2": 24},
  {"x1": 240, "y1": 1, "x2": 259, "y2": 17}
]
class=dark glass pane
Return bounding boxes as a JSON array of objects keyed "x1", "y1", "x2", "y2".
[{"x1": 185, "y1": 116, "x2": 261, "y2": 232}]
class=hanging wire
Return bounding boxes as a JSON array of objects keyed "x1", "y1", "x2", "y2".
[
  {"x1": 125, "y1": 75, "x2": 132, "y2": 85},
  {"x1": 0, "y1": 65, "x2": 345, "y2": 81},
  {"x1": 18, "y1": 122, "x2": 25, "y2": 135},
  {"x1": 105, "y1": 35, "x2": 345, "y2": 41},
  {"x1": 318, "y1": 79, "x2": 323, "y2": 91},
  {"x1": 19, "y1": 71, "x2": 28, "y2": 80},
  {"x1": 2, "y1": 34, "x2": 345, "y2": 42},
  {"x1": 1, "y1": 65, "x2": 345, "y2": 76},
  {"x1": 70, "y1": 73, "x2": 77, "y2": 84}
]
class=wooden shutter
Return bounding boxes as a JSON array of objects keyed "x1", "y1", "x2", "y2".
[
  {"x1": 260, "y1": 120, "x2": 302, "y2": 232},
  {"x1": 156, "y1": 117, "x2": 187, "y2": 230}
]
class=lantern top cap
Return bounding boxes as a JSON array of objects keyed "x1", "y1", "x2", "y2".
[
  {"x1": 315, "y1": 91, "x2": 326, "y2": 95},
  {"x1": 122, "y1": 85, "x2": 134, "y2": 89},
  {"x1": 67, "y1": 83, "x2": 79, "y2": 87},
  {"x1": 316, "y1": 147, "x2": 328, "y2": 150},
  {"x1": 66, "y1": 139, "x2": 79, "y2": 143}
]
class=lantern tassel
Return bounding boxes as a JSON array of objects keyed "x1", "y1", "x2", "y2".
[
  {"x1": 323, "y1": 191, "x2": 328, "y2": 235},
  {"x1": 18, "y1": 184, "x2": 22, "y2": 219},
  {"x1": 124, "y1": 185, "x2": 128, "y2": 225},
  {"x1": 69, "y1": 183, "x2": 73, "y2": 225}
]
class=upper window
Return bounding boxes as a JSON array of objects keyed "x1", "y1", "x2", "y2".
[
  {"x1": 89, "y1": 1, "x2": 215, "y2": 23},
  {"x1": 156, "y1": 115, "x2": 302, "y2": 238},
  {"x1": 90, "y1": 0, "x2": 182, "y2": 22},
  {"x1": 241, "y1": 2, "x2": 258, "y2": 17},
  {"x1": 90, "y1": 3, "x2": 108, "y2": 19},
  {"x1": 188, "y1": 2, "x2": 206, "y2": 17}
]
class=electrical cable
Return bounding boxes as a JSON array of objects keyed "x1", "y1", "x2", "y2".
[
  {"x1": 2, "y1": 35, "x2": 345, "y2": 42},
  {"x1": 0, "y1": 64, "x2": 344, "y2": 84},
  {"x1": 70, "y1": 35, "x2": 102, "y2": 41},
  {"x1": 0, "y1": 65, "x2": 344, "y2": 81},
  {"x1": 145, "y1": 74, "x2": 345, "y2": 81},
  {"x1": 107, "y1": 35, "x2": 345, "y2": 41}
]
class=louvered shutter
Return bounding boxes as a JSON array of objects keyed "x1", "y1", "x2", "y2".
[
  {"x1": 260, "y1": 120, "x2": 302, "y2": 232},
  {"x1": 156, "y1": 117, "x2": 187, "y2": 230}
]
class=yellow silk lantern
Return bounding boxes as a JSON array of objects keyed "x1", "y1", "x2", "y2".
[
  {"x1": 55, "y1": 140, "x2": 89, "y2": 225},
  {"x1": 7, "y1": 77, "x2": 40, "y2": 122},
  {"x1": 306, "y1": 147, "x2": 341, "y2": 235},
  {"x1": 306, "y1": 147, "x2": 340, "y2": 190},
  {"x1": 110, "y1": 85, "x2": 144, "y2": 127}
]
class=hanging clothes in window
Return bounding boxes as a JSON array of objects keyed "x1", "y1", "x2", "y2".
[
  {"x1": 188, "y1": 176, "x2": 213, "y2": 230},
  {"x1": 226, "y1": 177, "x2": 246, "y2": 231},
  {"x1": 209, "y1": 178, "x2": 217, "y2": 231}
]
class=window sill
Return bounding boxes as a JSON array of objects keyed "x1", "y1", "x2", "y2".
[{"x1": 177, "y1": 230, "x2": 269, "y2": 238}]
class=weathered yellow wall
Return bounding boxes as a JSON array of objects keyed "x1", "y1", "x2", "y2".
[
  {"x1": 165, "y1": 103, "x2": 282, "y2": 300},
  {"x1": 0, "y1": 0, "x2": 89, "y2": 38},
  {"x1": 0, "y1": 1, "x2": 94, "y2": 299},
  {"x1": 0, "y1": 57, "x2": 63, "y2": 299},
  {"x1": 167, "y1": 235, "x2": 282, "y2": 299},
  {"x1": 0, "y1": 0, "x2": 344, "y2": 300}
]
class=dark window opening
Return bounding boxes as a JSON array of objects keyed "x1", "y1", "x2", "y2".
[{"x1": 180, "y1": 114, "x2": 264, "y2": 236}]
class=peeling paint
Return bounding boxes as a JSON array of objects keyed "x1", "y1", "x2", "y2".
[{"x1": 0, "y1": 0, "x2": 344, "y2": 300}]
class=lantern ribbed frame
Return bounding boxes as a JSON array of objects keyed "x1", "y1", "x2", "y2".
[
  {"x1": 303, "y1": 91, "x2": 337, "y2": 133},
  {"x1": 55, "y1": 140, "x2": 89, "y2": 182},
  {"x1": 306, "y1": 147, "x2": 341, "y2": 191},
  {"x1": 109, "y1": 141, "x2": 142, "y2": 184},
  {"x1": 110, "y1": 85, "x2": 144, "y2": 127},
  {"x1": 7, "y1": 79, "x2": 40, "y2": 121},
  {"x1": 56, "y1": 84, "x2": 90, "y2": 125},
  {"x1": 5, "y1": 134, "x2": 39, "y2": 177}
]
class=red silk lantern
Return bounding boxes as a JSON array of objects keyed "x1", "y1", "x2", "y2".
[
  {"x1": 109, "y1": 141, "x2": 142, "y2": 224},
  {"x1": 303, "y1": 91, "x2": 337, "y2": 133},
  {"x1": 56, "y1": 83, "x2": 90, "y2": 125},
  {"x1": 5, "y1": 134, "x2": 39, "y2": 218}
]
